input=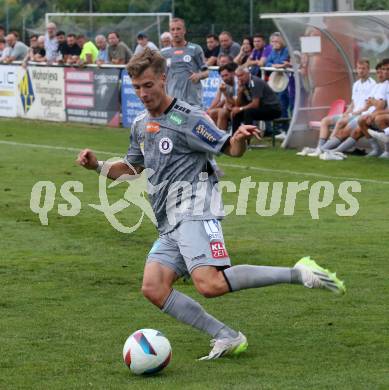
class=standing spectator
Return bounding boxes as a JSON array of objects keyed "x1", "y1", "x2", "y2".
[
  {"x1": 107, "y1": 32, "x2": 132, "y2": 65},
  {"x1": 44, "y1": 22, "x2": 59, "y2": 63},
  {"x1": 231, "y1": 66, "x2": 281, "y2": 133},
  {"x1": 95, "y1": 35, "x2": 109, "y2": 65},
  {"x1": 266, "y1": 32, "x2": 290, "y2": 130},
  {"x1": 161, "y1": 17, "x2": 208, "y2": 108},
  {"x1": 61, "y1": 34, "x2": 81, "y2": 64},
  {"x1": 233, "y1": 36, "x2": 253, "y2": 66},
  {"x1": 134, "y1": 32, "x2": 158, "y2": 55},
  {"x1": 24, "y1": 35, "x2": 46, "y2": 65},
  {"x1": 0, "y1": 32, "x2": 28, "y2": 63},
  {"x1": 77, "y1": 34, "x2": 98, "y2": 65},
  {"x1": 204, "y1": 34, "x2": 220, "y2": 66},
  {"x1": 56, "y1": 31, "x2": 66, "y2": 58},
  {"x1": 246, "y1": 34, "x2": 272, "y2": 76},
  {"x1": 160, "y1": 32, "x2": 172, "y2": 49},
  {"x1": 218, "y1": 31, "x2": 241, "y2": 60}
]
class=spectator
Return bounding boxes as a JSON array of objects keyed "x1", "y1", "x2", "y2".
[
  {"x1": 0, "y1": 37, "x2": 5, "y2": 58},
  {"x1": 95, "y1": 35, "x2": 109, "y2": 65},
  {"x1": 61, "y1": 33, "x2": 81, "y2": 64},
  {"x1": 0, "y1": 25, "x2": 5, "y2": 40},
  {"x1": 24, "y1": 35, "x2": 46, "y2": 65},
  {"x1": 246, "y1": 34, "x2": 272, "y2": 76},
  {"x1": 207, "y1": 62, "x2": 238, "y2": 130},
  {"x1": 234, "y1": 36, "x2": 253, "y2": 66},
  {"x1": 0, "y1": 32, "x2": 28, "y2": 63},
  {"x1": 231, "y1": 66, "x2": 281, "y2": 133},
  {"x1": 218, "y1": 31, "x2": 240, "y2": 59},
  {"x1": 266, "y1": 32, "x2": 290, "y2": 134},
  {"x1": 160, "y1": 32, "x2": 172, "y2": 49},
  {"x1": 134, "y1": 32, "x2": 158, "y2": 55},
  {"x1": 204, "y1": 34, "x2": 220, "y2": 66},
  {"x1": 77, "y1": 34, "x2": 98, "y2": 65},
  {"x1": 217, "y1": 54, "x2": 233, "y2": 67},
  {"x1": 56, "y1": 31, "x2": 66, "y2": 57},
  {"x1": 107, "y1": 32, "x2": 132, "y2": 65},
  {"x1": 44, "y1": 22, "x2": 59, "y2": 63}
]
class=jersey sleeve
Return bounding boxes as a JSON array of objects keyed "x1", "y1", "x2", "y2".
[
  {"x1": 123, "y1": 124, "x2": 145, "y2": 167},
  {"x1": 185, "y1": 111, "x2": 230, "y2": 155},
  {"x1": 194, "y1": 45, "x2": 208, "y2": 72}
]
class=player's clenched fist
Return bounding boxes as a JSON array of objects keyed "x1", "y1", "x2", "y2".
[{"x1": 76, "y1": 148, "x2": 98, "y2": 170}]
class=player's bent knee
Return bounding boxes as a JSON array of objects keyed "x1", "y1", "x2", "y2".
[
  {"x1": 141, "y1": 283, "x2": 169, "y2": 307},
  {"x1": 192, "y1": 269, "x2": 228, "y2": 298}
]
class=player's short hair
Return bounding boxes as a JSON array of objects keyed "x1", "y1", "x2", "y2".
[
  {"x1": 170, "y1": 17, "x2": 185, "y2": 27},
  {"x1": 218, "y1": 62, "x2": 238, "y2": 74},
  {"x1": 207, "y1": 34, "x2": 219, "y2": 41},
  {"x1": 376, "y1": 62, "x2": 383, "y2": 70},
  {"x1": 219, "y1": 31, "x2": 232, "y2": 38},
  {"x1": 127, "y1": 47, "x2": 166, "y2": 78},
  {"x1": 381, "y1": 58, "x2": 389, "y2": 66},
  {"x1": 356, "y1": 58, "x2": 370, "y2": 67}
]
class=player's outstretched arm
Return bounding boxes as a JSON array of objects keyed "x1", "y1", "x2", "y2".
[
  {"x1": 223, "y1": 125, "x2": 261, "y2": 157},
  {"x1": 76, "y1": 148, "x2": 143, "y2": 180}
]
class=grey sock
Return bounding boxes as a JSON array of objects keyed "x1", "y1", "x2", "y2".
[
  {"x1": 368, "y1": 137, "x2": 380, "y2": 152},
  {"x1": 334, "y1": 137, "x2": 356, "y2": 153},
  {"x1": 322, "y1": 137, "x2": 341, "y2": 151},
  {"x1": 162, "y1": 289, "x2": 237, "y2": 338},
  {"x1": 223, "y1": 265, "x2": 294, "y2": 292},
  {"x1": 318, "y1": 138, "x2": 327, "y2": 148}
]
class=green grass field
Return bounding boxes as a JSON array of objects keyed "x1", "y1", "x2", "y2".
[{"x1": 1, "y1": 118, "x2": 388, "y2": 390}]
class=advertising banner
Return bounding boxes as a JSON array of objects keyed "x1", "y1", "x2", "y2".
[
  {"x1": 201, "y1": 69, "x2": 220, "y2": 109},
  {"x1": 0, "y1": 65, "x2": 19, "y2": 117},
  {"x1": 65, "y1": 67, "x2": 120, "y2": 126},
  {"x1": 17, "y1": 66, "x2": 66, "y2": 121},
  {"x1": 121, "y1": 70, "x2": 144, "y2": 128}
]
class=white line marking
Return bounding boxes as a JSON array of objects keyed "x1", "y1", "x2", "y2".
[{"x1": 1, "y1": 139, "x2": 388, "y2": 185}]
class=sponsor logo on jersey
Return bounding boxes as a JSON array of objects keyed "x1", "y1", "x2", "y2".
[
  {"x1": 167, "y1": 112, "x2": 184, "y2": 126},
  {"x1": 174, "y1": 104, "x2": 191, "y2": 114},
  {"x1": 192, "y1": 120, "x2": 222, "y2": 147},
  {"x1": 146, "y1": 122, "x2": 160, "y2": 133},
  {"x1": 183, "y1": 55, "x2": 192, "y2": 62},
  {"x1": 174, "y1": 50, "x2": 184, "y2": 55},
  {"x1": 210, "y1": 241, "x2": 228, "y2": 259},
  {"x1": 159, "y1": 137, "x2": 173, "y2": 154}
]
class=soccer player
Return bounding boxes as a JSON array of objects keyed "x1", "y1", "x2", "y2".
[
  {"x1": 77, "y1": 49, "x2": 346, "y2": 360},
  {"x1": 161, "y1": 17, "x2": 208, "y2": 108}
]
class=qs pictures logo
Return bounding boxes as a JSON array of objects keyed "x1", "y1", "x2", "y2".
[{"x1": 19, "y1": 70, "x2": 35, "y2": 113}]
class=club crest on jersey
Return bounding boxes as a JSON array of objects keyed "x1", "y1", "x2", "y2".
[
  {"x1": 183, "y1": 55, "x2": 192, "y2": 62},
  {"x1": 146, "y1": 122, "x2": 160, "y2": 133},
  {"x1": 192, "y1": 120, "x2": 222, "y2": 148},
  {"x1": 159, "y1": 137, "x2": 173, "y2": 154},
  {"x1": 210, "y1": 241, "x2": 228, "y2": 259}
]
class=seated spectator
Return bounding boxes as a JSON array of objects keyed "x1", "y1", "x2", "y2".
[
  {"x1": 217, "y1": 54, "x2": 233, "y2": 67},
  {"x1": 24, "y1": 35, "x2": 46, "y2": 65},
  {"x1": 266, "y1": 32, "x2": 291, "y2": 134},
  {"x1": 218, "y1": 31, "x2": 240, "y2": 60},
  {"x1": 231, "y1": 66, "x2": 281, "y2": 133},
  {"x1": 234, "y1": 36, "x2": 253, "y2": 66},
  {"x1": 77, "y1": 34, "x2": 98, "y2": 65},
  {"x1": 56, "y1": 30, "x2": 66, "y2": 55},
  {"x1": 204, "y1": 34, "x2": 220, "y2": 66},
  {"x1": 44, "y1": 22, "x2": 59, "y2": 63},
  {"x1": 134, "y1": 32, "x2": 158, "y2": 55},
  {"x1": 207, "y1": 62, "x2": 238, "y2": 130},
  {"x1": 107, "y1": 31, "x2": 132, "y2": 65},
  {"x1": 61, "y1": 33, "x2": 81, "y2": 65},
  {"x1": 246, "y1": 34, "x2": 272, "y2": 76},
  {"x1": 0, "y1": 32, "x2": 28, "y2": 63},
  {"x1": 95, "y1": 35, "x2": 109, "y2": 65},
  {"x1": 160, "y1": 32, "x2": 172, "y2": 49}
]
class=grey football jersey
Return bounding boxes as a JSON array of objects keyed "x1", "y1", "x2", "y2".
[
  {"x1": 161, "y1": 43, "x2": 207, "y2": 107},
  {"x1": 124, "y1": 99, "x2": 230, "y2": 234}
]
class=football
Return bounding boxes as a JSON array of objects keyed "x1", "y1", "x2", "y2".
[{"x1": 123, "y1": 329, "x2": 172, "y2": 375}]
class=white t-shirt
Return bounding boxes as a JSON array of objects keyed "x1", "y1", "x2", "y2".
[
  {"x1": 134, "y1": 41, "x2": 159, "y2": 55},
  {"x1": 351, "y1": 77, "x2": 376, "y2": 111},
  {"x1": 363, "y1": 81, "x2": 387, "y2": 114}
]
